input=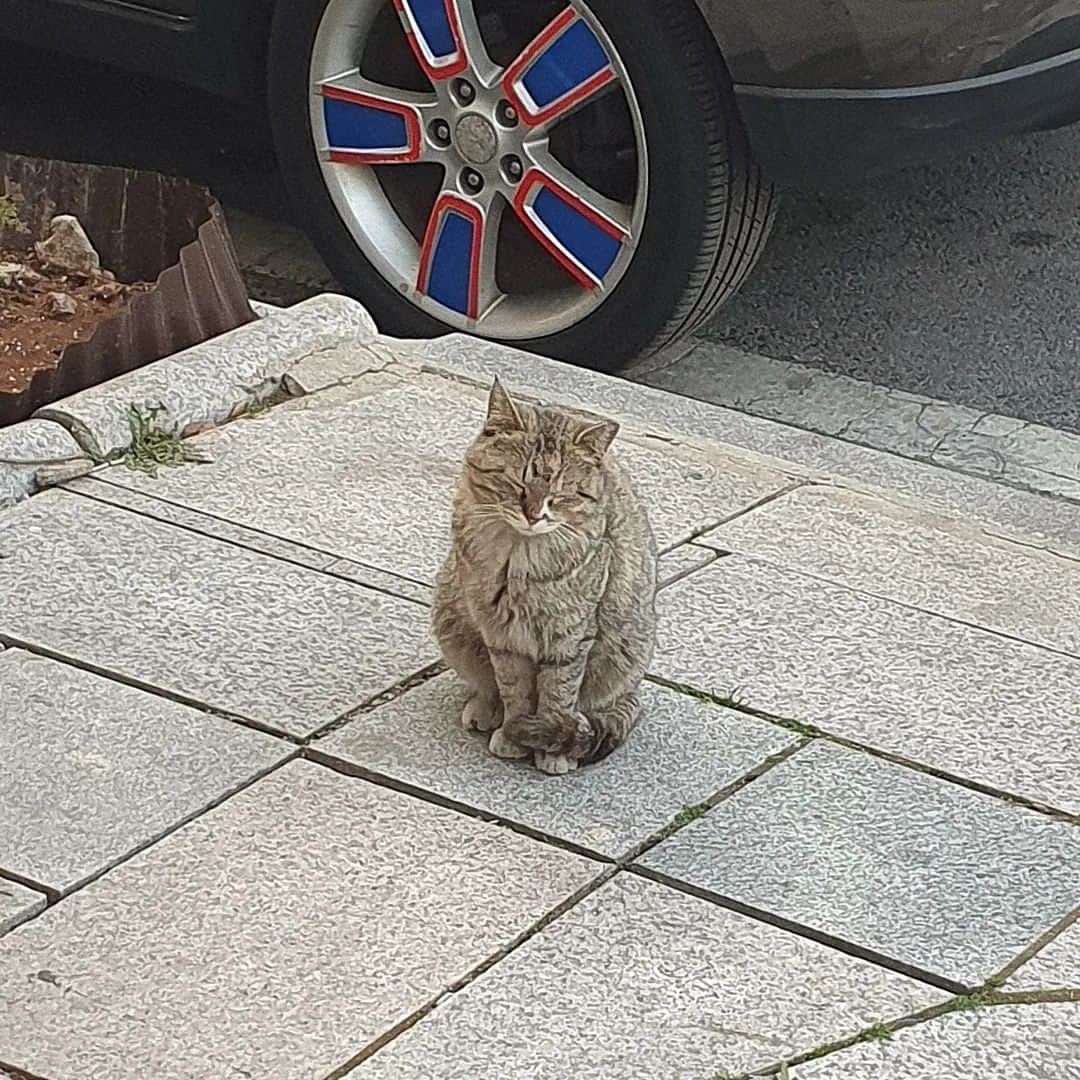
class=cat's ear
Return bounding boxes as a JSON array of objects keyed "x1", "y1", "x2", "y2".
[
  {"x1": 485, "y1": 378, "x2": 525, "y2": 433},
  {"x1": 574, "y1": 418, "x2": 619, "y2": 457}
]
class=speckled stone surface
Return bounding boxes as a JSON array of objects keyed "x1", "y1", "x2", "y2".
[
  {"x1": 320, "y1": 675, "x2": 797, "y2": 857},
  {"x1": 417, "y1": 333, "x2": 1080, "y2": 560},
  {"x1": 707, "y1": 485, "x2": 1080, "y2": 656},
  {"x1": 355, "y1": 873, "x2": 942, "y2": 1080},
  {"x1": 281, "y1": 337, "x2": 399, "y2": 395},
  {"x1": 0, "y1": 760, "x2": 599, "y2": 1080},
  {"x1": 0, "y1": 878, "x2": 46, "y2": 935},
  {"x1": 655, "y1": 556, "x2": 1080, "y2": 814},
  {"x1": 0, "y1": 418, "x2": 86, "y2": 509},
  {"x1": 100, "y1": 376, "x2": 789, "y2": 583},
  {"x1": 641, "y1": 742, "x2": 1080, "y2": 986},
  {"x1": 0, "y1": 491, "x2": 435, "y2": 736},
  {"x1": 35, "y1": 294, "x2": 377, "y2": 458},
  {"x1": 1008, "y1": 922, "x2": 1080, "y2": 989},
  {"x1": 794, "y1": 1003, "x2": 1080, "y2": 1079},
  {"x1": 0, "y1": 650, "x2": 291, "y2": 892}
]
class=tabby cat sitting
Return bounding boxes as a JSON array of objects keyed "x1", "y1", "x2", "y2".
[{"x1": 432, "y1": 379, "x2": 657, "y2": 775}]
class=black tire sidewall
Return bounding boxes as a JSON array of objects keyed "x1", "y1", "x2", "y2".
[{"x1": 268, "y1": 0, "x2": 729, "y2": 367}]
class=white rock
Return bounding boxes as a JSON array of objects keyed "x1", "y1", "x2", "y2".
[
  {"x1": 34, "y1": 214, "x2": 100, "y2": 276},
  {"x1": 45, "y1": 292, "x2": 78, "y2": 318},
  {"x1": 0, "y1": 261, "x2": 25, "y2": 287}
]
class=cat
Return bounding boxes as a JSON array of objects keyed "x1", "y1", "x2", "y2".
[{"x1": 432, "y1": 378, "x2": 657, "y2": 775}]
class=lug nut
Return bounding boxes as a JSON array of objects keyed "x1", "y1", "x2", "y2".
[
  {"x1": 453, "y1": 78, "x2": 475, "y2": 104},
  {"x1": 430, "y1": 119, "x2": 451, "y2": 146},
  {"x1": 462, "y1": 168, "x2": 484, "y2": 193},
  {"x1": 497, "y1": 100, "x2": 519, "y2": 127},
  {"x1": 502, "y1": 154, "x2": 524, "y2": 184}
]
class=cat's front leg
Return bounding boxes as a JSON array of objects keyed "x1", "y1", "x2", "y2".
[
  {"x1": 486, "y1": 647, "x2": 535, "y2": 760},
  {"x1": 503, "y1": 647, "x2": 592, "y2": 773}
]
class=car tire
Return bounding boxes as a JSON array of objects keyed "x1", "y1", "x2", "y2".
[{"x1": 268, "y1": 0, "x2": 774, "y2": 371}]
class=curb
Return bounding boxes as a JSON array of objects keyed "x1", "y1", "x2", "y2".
[
  {"x1": 635, "y1": 338, "x2": 1080, "y2": 506},
  {"x1": 4, "y1": 295, "x2": 1080, "y2": 565},
  {"x1": 0, "y1": 294, "x2": 377, "y2": 509}
]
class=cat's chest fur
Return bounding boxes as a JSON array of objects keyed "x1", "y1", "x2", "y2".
[{"x1": 467, "y1": 534, "x2": 609, "y2": 654}]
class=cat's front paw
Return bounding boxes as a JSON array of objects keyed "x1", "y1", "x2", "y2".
[
  {"x1": 534, "y1": 751, "x2": 578, "y2": 776},
  {"x1": 488, "y1": 726, "x2": 529, "y2": 759},
  {"x1": 461, "y1": 693, "x2": 503, "y2": 732}
]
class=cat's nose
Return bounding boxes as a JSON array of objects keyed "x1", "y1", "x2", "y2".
[{"x1": 522, "y1": 493, "x2": 548, "y2": 524}]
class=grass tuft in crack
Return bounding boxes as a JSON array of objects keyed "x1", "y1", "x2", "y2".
[
  {"x1": 649, "y1": 675, "x2": 824, "y2": 738},
  {"x1": 672, "y1": 802, "x2": 711, "y2": 829},
  {"x1": 114, "y1": 404, "x2": 210, "y2": 477}
]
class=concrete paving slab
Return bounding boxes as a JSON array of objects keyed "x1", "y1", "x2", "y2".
[
  {"x1": 0, "y1": 491, "x2": 435, "y2": 736},
  {"x1": 0, "y1": 878, "x2": 46, "y2": 935},
  {"x1": 655, "y1": 556, "x2": 1080, "y2": 813},
  {"x1": 707, "y1": 485, "x2": 1080, "y2": 656},
  {"x1": 67, "y1": 474, "x2": 339, "y2": 573},
  {"x1": 320, "y1": 675, "x2": 797, "y2": 858},
  {"x1": 640, "y1": 742, "x2": 1080, "y2": 987},
  {"x1": 0, "y1": 650, "x2": 291, "y2": 892},
  {"x1": 356, "y1": 873, "x2": 942, "y2": 1080},
  {"x1": 0, "y1": 760, "x2": 598, "y2": 1080},
  {"x1": 794, "y1": 1003, "x2": 1080, "y2": 1079},
  {"x1": 101, "y1": 377, "x2": 789, "y2": 583},
  {"x1": 1008, "y1": 922, "x2": 1080, "y2": 990}
]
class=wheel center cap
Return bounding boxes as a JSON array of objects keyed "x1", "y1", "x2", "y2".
[{"x1": 455, "y1": 114, "x2": 498, "y2": 165}]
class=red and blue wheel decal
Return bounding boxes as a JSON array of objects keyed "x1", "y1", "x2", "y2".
[
  {"x1": 417, "y1": 195, "x2": 483, "y2": 318},
  {"x1": 513, "y1": 170, "x2": 625, "y2": 288},
  {"x1": 393, "y1": 0, "x2": 468, "y2": 79},
  {"x1": 502, "y1": 7, "x2": 615, "y2": 127},
  {"x1": 320, "y1": 85, "x2": 422, "y2": 164}
]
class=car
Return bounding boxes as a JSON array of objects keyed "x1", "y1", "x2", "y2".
[{"x1": 8, "y1": 0, "x2": 1080, "y2": 369}]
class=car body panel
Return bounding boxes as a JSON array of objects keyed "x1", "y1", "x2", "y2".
[
  {"x1": 8, "y1": 0, "x2": 1080, "y2": 187},
  {"x1": 694, "y1": 0, "x2": 1080, "y2": 89}
]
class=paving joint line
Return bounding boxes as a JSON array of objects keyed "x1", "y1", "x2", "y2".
[
  {"x1": 993, "y1": 902, "x2": 1080, "y2": 986},
  {"x1": 621, "y1": 738, "x2": 811, "y2": 865},
  {"x1": 324, "y1": 865, "x2": 621, "y2": 1079},
  {"x1": 735, "y1": 983, "x2": 1080, "y2": 1079},
  {"x1": 648, "y1": 675, "x2": 1080, "y2": 825},
  {"x1": 659, "y1": 481, "x2": 808, "y2": 555},
  {"x1": 303, "y1": 661, "x2": 447, "y2": 743},
  {"x1": 657, "y1": 547, "x2": 721, "y2": 591},
  {"x1": 0, "y1": 1059, "x2": 52, "y2": 1080},
  {"x1": 0, "y1": 753, "x2": 299, "y2": 938},
  {"x1": 0, "y1": 633, "x2": 304, "y2": 745},
  {"x1": 0, "y1": 867, "x2": 58, "y2": 904},
  {"x1": 629, "y1": 863, "x2": 968, "y2": 996},
  {"x1": 680, "y1": 546, "x2": 1080, "y2": 665},
  {"x1": 303, "y1": 746, "x2": 614, "y2": 865},
  {"x1": 66, "y1": 480, "x2": 432, "y2": 607}
]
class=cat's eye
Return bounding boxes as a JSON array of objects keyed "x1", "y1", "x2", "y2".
[{"x1": 577, "y1": 489, "x2": 597, "y2": 501}]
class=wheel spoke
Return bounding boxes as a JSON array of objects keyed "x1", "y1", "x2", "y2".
[
  {"x1": 393, "y1": 0, "x2": 490, "y2": 81},
  {"x1": 512, "y1": 151, "x2": 632, "y2": 289},
  {"x1": 501, "y1": 6, "x2": 617, "y2": 129},
  {"x1": 316, "y1": 74, "x2": 437, "y2": 165},
  {"x1": 416, "y1": 193, "x2": 504, "y2": 322}
]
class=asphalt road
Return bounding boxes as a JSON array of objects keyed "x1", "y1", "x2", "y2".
[
  {"x1": 701, "y1": 126, "x2": 1080, "y2": 434},
  {"x1": 3, "y1": 42, "x2": 1079, "y2": 433}
]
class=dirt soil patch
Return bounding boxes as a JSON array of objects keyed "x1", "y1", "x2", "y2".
[{"x1": 0, "y1": 249, "x2": 151, "y2": 396}]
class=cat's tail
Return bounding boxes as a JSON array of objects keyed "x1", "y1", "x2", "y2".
[
  {"x1": 503, "y1": 711, "x2": 596, "y2": 761},
  {"x1": 504, "y1": 693, "x2": 639, "y2": 765}
]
